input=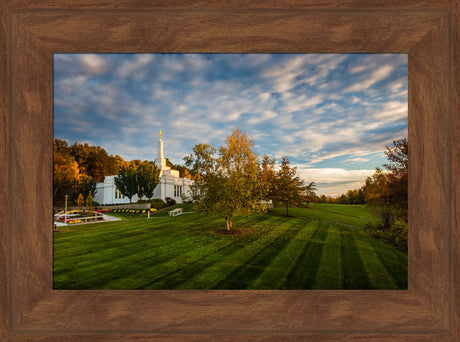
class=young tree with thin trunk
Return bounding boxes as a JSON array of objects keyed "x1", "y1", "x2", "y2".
[
  {"x1": 77, "y1": 193, "x2": 84, "y2": 213},
  {"x1": 303, "y1": 181, "x2": 317, "y2": 208},
  {"x1": 86, "y1": 191, "x2": 93, "y2": 215},
  {"x1": 185, "y1": 128, "x2": 262, "y2": 231},
  {"x1": 217, "y1": 129, "x2": 261, "y2": 230}
]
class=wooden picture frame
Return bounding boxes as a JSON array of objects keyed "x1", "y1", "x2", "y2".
[{"x1": 1, "y1": 1, "x2": 458, "y2": 341}]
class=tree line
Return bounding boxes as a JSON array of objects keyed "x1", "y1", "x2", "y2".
[
  {"x1": 53, "y1": 139, "x2": 119, "y2": 205},
  {"x1": 54, "y1": 139, "x2": 150, "y2": 204}
]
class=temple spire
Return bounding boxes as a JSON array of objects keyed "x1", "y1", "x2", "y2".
[{"x1": 155, "y1": 129, "x2": 169, "y2": 172}]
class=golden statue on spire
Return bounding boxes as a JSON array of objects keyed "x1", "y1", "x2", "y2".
[{"x1": 159, "y1": 129, "x2": 162, "y2": 139}]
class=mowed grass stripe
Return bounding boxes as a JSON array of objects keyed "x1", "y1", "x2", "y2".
[
  {"x1": 270, "y1": 207, "x2": 370, "y2": 228},
  {"x1": 340, "y1": 229, "x2": 371, "y2": 289},
  {"x1": 54, "y1": 215, "x2": 214, "y2": 248},
  {"x1": 312, "y1": 223, "x2": 343, "y2": 289},
  {"x1": 141, "y1": 216, "x2": 278, "y2": 289},
  {"x1": 284, "y1": 221, "x2": 329, "y2": 289},
  {"x1": 309, "y1": 203, "x2": 375, "y2": 220},
  {"x1": 249, "y1": 220, "x2": 318, "y2": 289},
  {"x1": 212, "y1": 219, "x2": 305, "y2": 289},
  {"x1": 174, "y1": 216, "x2": 292, "y2": 289},
  {"x1": 107, "y1": 234, "x2": 246, "y2": 289},
  {"x1": 53, "y1": 217, "x2": 220, "y2": 268},
  {"x1": 53, "y1": 218, "x2": 214, "y2": 262},
  {"x1": 54, "y1": 227, "x2": 212, "y2": 277},
  {"x1": 54, "y1": 233, "x2": 211, "y2": 288},
  {"x1": 54, "y1": 218, "x2": 159, "y2": 242},
  {"x1": 366, "y1": 238, "x2": 408, "y2": 289},
  {"x1": 347, "y1": 226, "x2": 398, "y2": 289}
]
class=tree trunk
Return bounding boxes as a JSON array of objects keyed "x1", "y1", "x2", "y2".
[
  {"x1": 285, "y1": 203, "x2": 289, "y2": 216},
  {"x1": 226, "y1": 216, "x2": 233, "y2": 231}
]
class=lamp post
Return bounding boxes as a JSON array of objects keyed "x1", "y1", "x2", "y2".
[{"x1": 64, "y1": 194, "x2": 68, "y2": 224}]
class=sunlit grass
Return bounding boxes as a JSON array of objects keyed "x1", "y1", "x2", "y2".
[{"x1": 54, "y1": 204, "x2": 407, "y2": 290}]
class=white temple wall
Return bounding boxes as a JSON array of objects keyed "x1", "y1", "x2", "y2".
[{"x1": 94, "y1": 131, "x2": 194, "y2": 205}]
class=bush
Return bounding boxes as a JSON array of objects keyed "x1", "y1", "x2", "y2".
[
  {"x1": 364, "y1": 218, "x2": 407, "y2": 252},
  {"x1": 165, "y1": 197, "x2": 176, "y2": 206},
  {"x1": 150, "y1": 199, "x2": 167, "y2": 210}
]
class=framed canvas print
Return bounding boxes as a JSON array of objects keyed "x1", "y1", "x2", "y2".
[{"x1": 1, "y1": 1, "x2": 459, "y2": 341}]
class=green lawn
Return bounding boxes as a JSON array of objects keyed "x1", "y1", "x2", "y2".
[{"x1": 53, "y1": 204, "x2": 407, "y2": 290}]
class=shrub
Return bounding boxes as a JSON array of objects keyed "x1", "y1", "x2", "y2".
[
  {"x1": 166, "y1": 197, "x2": 176, "y2": 206},
  {"x1": 150, "y1": 199, "x2": 167, "y2": 210},
  {"x1": 364, "y1": 218, "x2": 407, "y2": 252}
]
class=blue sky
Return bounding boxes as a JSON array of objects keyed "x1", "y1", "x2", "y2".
[{"x1": 54, "y1": 53, "x2": 407, "y2": 196}]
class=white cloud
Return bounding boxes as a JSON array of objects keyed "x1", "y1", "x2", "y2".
[
  {"x1": 117, "y1": 54, "x2": 153, "y2": 77},
  {"x1": 80, "y1": 54, "x2": 107, "y2": 74},
  {"x1": 344, "y1": 157, "x2": 370, "y2": 163},
  {"x1": 374, "y1": 101, "x2": 407, "y2": 121},
  {"x1": 58, "y1": 75, "x2": 88, "y2": 93},
  {"x1": 349, "y1": 65, "x2": 369, "y2": 74},
  {"x1": 343, "y1": 64, "x2": 394, "y2": 93},
  {"x1": 295, "y1": 167, "x2": 375, "y2": 196}
]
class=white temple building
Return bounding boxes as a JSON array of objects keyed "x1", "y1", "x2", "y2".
[{"x1": 94, "y1": 131, "x2": 194, "y2": 205}]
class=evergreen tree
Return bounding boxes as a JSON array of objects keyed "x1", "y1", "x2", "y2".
[{"x1": 273, "y1": 157, "x2": 306, "y2": 216}]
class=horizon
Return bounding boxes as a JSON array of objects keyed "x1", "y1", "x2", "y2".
[{"x1": 54, "y1": 53, "x2": 407, "y2": 196}]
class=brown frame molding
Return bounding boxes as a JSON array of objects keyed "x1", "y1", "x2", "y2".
[{"x1": 1, "y1": 1, "x2": 458, "y2": 341}]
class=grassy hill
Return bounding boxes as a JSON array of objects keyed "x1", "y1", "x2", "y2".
[
  {"x1": 53, "y1": 204, "x2": 407, "y2": 290},
  {"x1": 270, "y1": 203, "x2": 377, "y2": 228}
]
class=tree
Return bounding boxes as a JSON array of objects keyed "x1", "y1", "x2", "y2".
[
  {"x1": 86, "y1": 191, "x2": 93, "y2": 214},
  {"x1": 383, "y1": 138, "x2": 408, "y2": 215},
  {"x1": 273, "y1": 157, "x2": 306, "y2": 216},
  {"x1": 383, "y1": 138, "x2": 408, "y2": 176},
  {"x1": 69, "y1": 141, "x2": 123, "y2": 182},
  {"x1": 78, "y1": 175, "x2": 97, "y2": 201},
  {"x1": 259, "y1": 155, "x2": 277, "y2": 201},
  {"x1": 362, "y1": 139, "x2": 408, "y2": 251},
  {"x1": 77, "y1": 193, "x2": 85, "y2": 212},
  {"x1": 114, "y1": 165, "x2": 138, "y2": 203},
  {"x1": 184, "y1": 142, "x2": 219, "y2": 211},
  {"x1": 303, "y1": 182, "x2": 317, "y2": 208},
  {"x1": 185, "y1": 129, "x2": 262, "y2": 231},
  {"x1": 137, "y1": 161, "x2": 160, "y2": 200},
  {"x1": 53, "y1": 148, "x2": 80, "y2": 202},
  {"x1": 217, "y1": 129, "x2": 261, "y2": 230}
]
